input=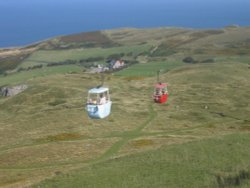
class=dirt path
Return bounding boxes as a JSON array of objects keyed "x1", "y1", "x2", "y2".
[{"x1": 96, "y1": 104, "x2": 157, "y2": 162}]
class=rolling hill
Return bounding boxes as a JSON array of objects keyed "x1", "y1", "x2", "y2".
[{"x1": 0, "y1": 26, "x2": 250, "y2": 187}]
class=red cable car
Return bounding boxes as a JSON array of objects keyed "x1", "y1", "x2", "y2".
[
  {"x1": 153, "y1": 71, "x2": 168, "y2": 104},
  {"x1": 153, "y1": 83, "x2": 168, "y2": 103}
]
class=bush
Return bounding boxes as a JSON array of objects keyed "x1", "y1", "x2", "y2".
[
  {"x1": 107, "y1": 53, "x2": 125, "y2": 60},
  {"x1": 47, "y1": 60, "x2": 77, "y2": 67},
  {"x1": 183, "y1": 56, "x2": 197, "y2": 64}
]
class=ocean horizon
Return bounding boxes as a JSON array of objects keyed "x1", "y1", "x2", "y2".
[{"x1": 0, "y1": 0, "x2": 250, "y2": 48}]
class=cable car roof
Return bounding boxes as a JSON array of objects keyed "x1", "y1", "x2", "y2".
[
  {"x1": 155, "y1": 83, "x2": 167, "y2": 88},
  {"x1": 88, "y1": 87, "x2": 109, "y2": 94}
]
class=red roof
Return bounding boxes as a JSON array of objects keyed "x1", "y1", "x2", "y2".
[{"x1": 155, "y1": 83, "x2": 167, "y2": 88}]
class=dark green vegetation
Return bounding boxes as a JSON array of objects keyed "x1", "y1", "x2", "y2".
[
  {"x1": 0, "y1": 27, "x2": 250, "y2": 187},
  {"x1": 0, "y1": 51, "x2": 30, "y2": 74},
  {"x1": 58, "y1": 31, "x2": 117, "y2": 48}
]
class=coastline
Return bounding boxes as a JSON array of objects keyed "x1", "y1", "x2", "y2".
[{"x1": 1, "y1": 25, "x2": 248, "y2": 50}]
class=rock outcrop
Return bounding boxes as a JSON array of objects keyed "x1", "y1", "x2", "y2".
[{"x1": 0, "y1": 85, "x2": 28, "y2": 97}]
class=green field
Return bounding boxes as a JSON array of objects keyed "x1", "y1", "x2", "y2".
[
  {"x1": 0, "y1": 65, "x2": 83, "y2": 86},
  {"x1": 19, "y1": 44, "x2": 152, "y2": 68},
  {"x1": 215, "y1": 56, "x2": 250, "y2": 64},
  {"x1": 115, "y1": 61, "x2": 183, "y2": 77}
]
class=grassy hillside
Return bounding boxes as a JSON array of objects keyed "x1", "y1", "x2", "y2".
[
  {"x1": 0, "y1": 61, "x2": 250, "y2": 187},
  {"x1": 1, "y1": 27, "x2": 250, "y2": 75},
  {"x1": 115, "y1": 60, "x2": 183, "y2": 77},
  {"x1": 0, "y1": 27, "x2": 250, "y2": 187},
  {"x1": 18, "y1": 44, "x2": 151, "y2": 69},
  {"x1": 0, "y1": 65, "x2": 83, "y2": 86},
  {"x1": 35, "y1": 133, "x2": 250, "y2": 188}
]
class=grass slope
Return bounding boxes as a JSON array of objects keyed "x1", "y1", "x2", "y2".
[
  {"x1": 0, "y1": 65, "x2": 83, "y2": 86},
  {"x1": 1, "y1": 27, "x2": 250, "y2": 187},
  {"x1": 0, "y1": 61, "x2": 249, "y2": 187},
  {"x1": 35, "y1": 133, "x2": 250, "y2": 188}
]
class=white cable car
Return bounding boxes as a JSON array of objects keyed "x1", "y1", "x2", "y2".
[{"x1": 86, "y1": 87, "x2": 112, "y2": 119}]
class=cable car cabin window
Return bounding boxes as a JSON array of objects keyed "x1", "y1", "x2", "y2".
[
  {"x1": 155, "y1": 88, "x2": 162, "y2": 95},
  {"x1": 154, "y1": 88, "x2": 168, "y2": 95},
  {"x1": 87, "y1": 92, "x2": 108, "y2": 105},
  {"x1": 162, "y1": 88, "x2": 167, "y2": 94}
]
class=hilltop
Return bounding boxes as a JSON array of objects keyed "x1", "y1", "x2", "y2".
[{"x1": 0, "y1": 27, "x2": 250, "y2": 187}]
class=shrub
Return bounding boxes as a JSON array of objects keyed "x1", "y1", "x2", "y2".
[{"x1": 183, "y1": 56, "x2": 197, "y2": 64}]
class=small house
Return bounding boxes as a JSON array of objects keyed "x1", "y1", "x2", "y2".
[{"x1": 109, "y1": 59, "x2": 125, "y2": 70}]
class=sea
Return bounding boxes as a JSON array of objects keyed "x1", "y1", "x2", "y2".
[{"x1": 0, "y1": 0, "x2": 250, "y2": 48}]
